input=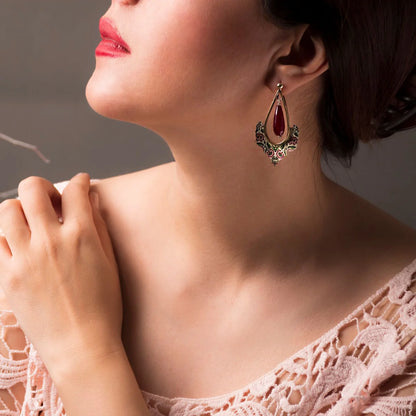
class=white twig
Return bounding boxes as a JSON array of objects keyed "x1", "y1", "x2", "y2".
[
  {"x1": 0, "y1": 188, "x2": 18, "y2": 200},
  {"x1": 0, "y1": 131, "x2": 51, "y2": 164},
  {"x1": 0, "y1": 131, "x2": 51, "y2": 200}
]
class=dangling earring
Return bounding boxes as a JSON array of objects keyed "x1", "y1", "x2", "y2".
[{"x1": 255, "y1": 83, "x2": 299, "y2": 166}]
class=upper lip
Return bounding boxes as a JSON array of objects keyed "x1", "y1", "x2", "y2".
[{"x1": 99, "y1": 17, "x2": 131, "y2": 53}]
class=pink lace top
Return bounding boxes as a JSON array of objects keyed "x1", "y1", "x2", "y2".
[{"x1": 0, "y1": 181, "x2": 416, "y2": 416}]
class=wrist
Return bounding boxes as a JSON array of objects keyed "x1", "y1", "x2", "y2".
[
  {"x1": 45, "y1": 339, "x2": 127, "y2": 384},
  {"x1": 43, "y1": 343, "x2": 150, "y2": 416}
]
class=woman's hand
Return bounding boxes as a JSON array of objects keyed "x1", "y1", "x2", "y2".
[{"x1": 0, "y1": 173, "x2": 124, "y2": 374}]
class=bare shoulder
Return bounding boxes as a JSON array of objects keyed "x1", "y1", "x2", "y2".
[
  {"x1": 87, "y1": 162, "x2": 175, "y2": 248},
  {"x1": 89, "y1": 161, "x2": 173, "y2": 214},
  {"x1": 345, "y1": 184, "x2": 416, "y2": 245},
  {"x1": 89, "y1": 161, "x2": 174, "y2": 196},
  {"x1": 331, "y1": 181, "x2": 416, "y2": 286}
]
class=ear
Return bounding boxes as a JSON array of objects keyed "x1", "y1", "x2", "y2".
[{"x1": 265, "y1": 24, "x2": 329, "y2": 94}]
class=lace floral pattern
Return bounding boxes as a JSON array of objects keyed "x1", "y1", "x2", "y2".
[
  {"x1": 139, "y1": 257, "x2": 416, "y2": 416},
  {"x1": 0, "y1": 182, "x2": 415, "y2": 415}
]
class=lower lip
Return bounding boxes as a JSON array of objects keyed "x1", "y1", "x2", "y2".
[{"x1": 95, "y1": 40, "x2": 130, "y2": 57}]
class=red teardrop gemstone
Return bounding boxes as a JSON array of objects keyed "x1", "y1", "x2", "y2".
[{"x1": 273, "y1": 103, "x2": 285, "y2": 137}]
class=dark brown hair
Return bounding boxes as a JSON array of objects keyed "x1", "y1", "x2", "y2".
[{"x1": 262, "y1": 0, "x2": 416, "y2": 167}]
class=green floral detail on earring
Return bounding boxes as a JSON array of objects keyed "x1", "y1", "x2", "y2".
[
  {"x1": 255, "y1": 83, "x2": 300, "y2": 166},
  {"x1": 255, "y1": 122, "x2": 299, "y2": 166}
]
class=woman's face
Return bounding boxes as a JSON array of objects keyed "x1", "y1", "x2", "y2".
[{"x1": 86, "y1": 0, "x2": 287, "y2": 135}]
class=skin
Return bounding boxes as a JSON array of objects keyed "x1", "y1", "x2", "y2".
[
  {"x1": 0, "y1": 174, "x2": 146, "y2": 416},
  {"x1": 86, "y1": 0, "x2": 416, "y2": 398},
  {"x1": 0, "y1": 0, "x2": 416, "y2": 410},
  {"x1": 86, "y1": 0, "x2": 333, "y2": 282}
]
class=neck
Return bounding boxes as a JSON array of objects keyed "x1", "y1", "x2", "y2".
[{"x1": 151, "y1": 110, "x2": 343, "y2": 284}]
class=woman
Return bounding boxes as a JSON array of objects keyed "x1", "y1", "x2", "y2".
[{"x1": 0, "y1": 0, "x2": 415, "y2": 415}]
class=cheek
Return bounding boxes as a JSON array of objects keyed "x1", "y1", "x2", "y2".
[
  {"x1": 145, "y1": 13, "x2": 241, "y2": 92},
  {"x1": 140, "y1": 4, "x2": 263, "y2": 117},
  {"x1": 87, "y1": 1, "x2": 269, "y2": 125}
]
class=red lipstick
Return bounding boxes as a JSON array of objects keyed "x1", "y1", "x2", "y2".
[{"x1": 96, "y1": 17, "x2": 131, "y2": 57}]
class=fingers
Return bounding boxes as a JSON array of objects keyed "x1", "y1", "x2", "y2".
[
  {"x1": 18, "y1": 176, "x2": 62, "y2": 233},
  {"x1": 0, "y1": 199, "x2": 30, "y2": 256},
  {"x1": 0, "y1": 174, "x2": 103, "y2": 261},
  {"x1": 61, "y1": 173, "x2": 93, "y2": 228}
]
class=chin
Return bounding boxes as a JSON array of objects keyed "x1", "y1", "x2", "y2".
[
  {"x1": 85, "y1": 75, "x2": 127, "y2": 121},
  {"x1": 85, "y1": 72, "x2": 168, "y2": 128}
]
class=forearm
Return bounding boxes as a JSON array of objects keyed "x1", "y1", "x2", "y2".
[{"x1": 48, "y1": 346, "x2": 150, "y2": 416}]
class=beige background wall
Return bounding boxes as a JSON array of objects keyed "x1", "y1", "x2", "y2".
[{"x1": 1, "y1": 1, "x2": 415, "y2": 228}]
